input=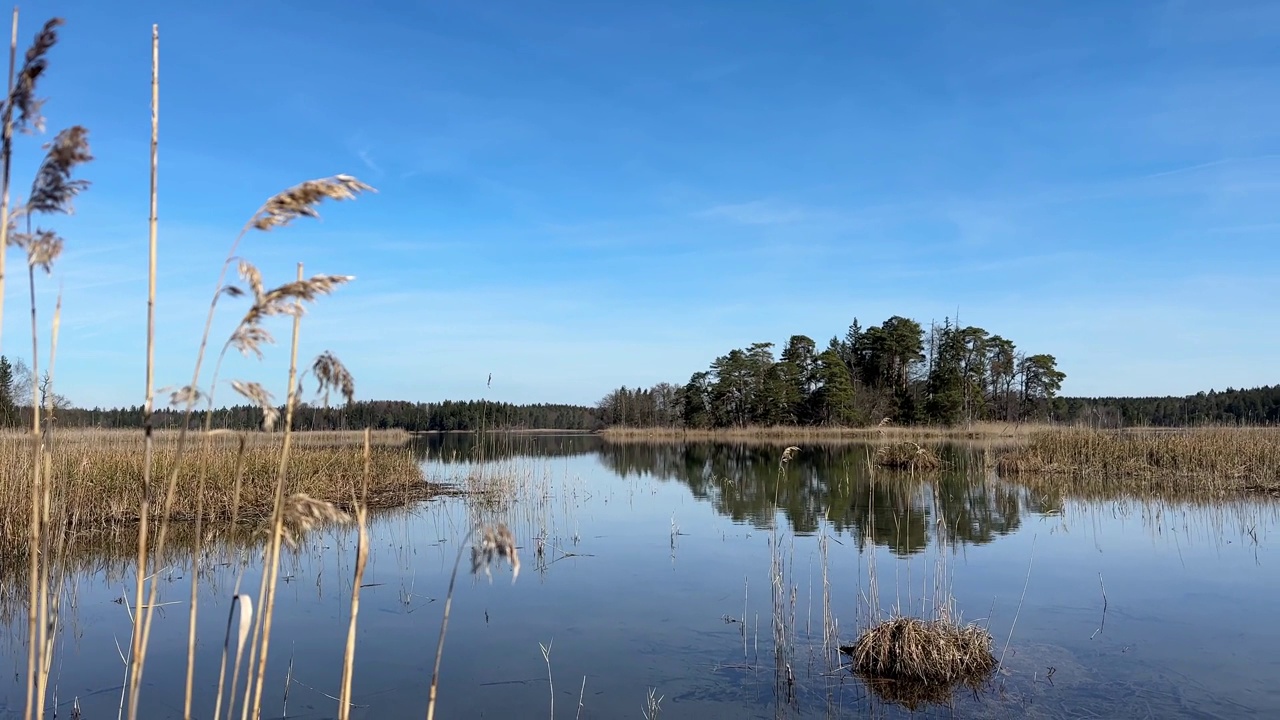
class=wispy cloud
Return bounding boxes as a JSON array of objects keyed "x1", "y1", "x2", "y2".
[
  {"x1": 698, "y1": 199, "x2": 811, "y2": 226},
  {"x1": 357, "y1": 149, "x2": 381, "y2": 175}
]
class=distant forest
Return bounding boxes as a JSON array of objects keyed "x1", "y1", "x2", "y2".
[
  {"x1": 599, "y1": 316, "x2": 1067, "y2": 428},
  {"x1": 595, "y1": 315, "x2": 1280, "y2": 429},
  {"x1": 0, "y1": 336, "x2": 1276, "y2": 431}
]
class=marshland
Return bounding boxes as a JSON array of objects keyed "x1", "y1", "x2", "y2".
[
  {"x1": 2, "y1": 3, "x2": 1280, "y2": 720},
  {"x1": 4, "y1": 433, "x2": 1279, "y2": 719}
]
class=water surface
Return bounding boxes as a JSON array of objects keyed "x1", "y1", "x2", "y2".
[{"x1": 2, "y1": 435, "x2": 1277, "y2": 718}]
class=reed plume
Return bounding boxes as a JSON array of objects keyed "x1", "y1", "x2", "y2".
[
  {"x1": 249, "y1": 174, "x2": 373, "y2": 231},
  {"x1": 128, "y1": 175, "x2": 372, "y2": 720}
]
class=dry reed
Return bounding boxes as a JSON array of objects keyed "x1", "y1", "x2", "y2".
[
  {"x1": 426, "y1": 523, "x2": 520, "y2": 720},
  {"x1": 0, "y1": 431, "x2": 429, "y2": 555},
  {"x1": 873, "y1": 442, "x2": 942, "y2": 471},
  {"x1": 844, "y1": 615, "x2": 996, "y2": 687},
  {"x1": 997, "y1": 427, "x2": 1280, "y2": 493}
]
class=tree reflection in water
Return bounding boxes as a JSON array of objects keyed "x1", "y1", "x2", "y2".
[{"x1": 596, "y1": 441, "x2": 1029, "y2": 556}]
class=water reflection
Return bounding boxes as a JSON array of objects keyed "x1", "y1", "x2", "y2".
[
  {"x1": 590, "y1": 441, "x2": 1027, "y2": 556},
  {"x1": 3, "y1": 435, "x2": 1278, "y2": 719}
]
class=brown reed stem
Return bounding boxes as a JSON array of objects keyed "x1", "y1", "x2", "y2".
[
  {"x1": 32, "y1": 292, "x2": 60, "y2": 718},
  {"x1": 338, "y1": 503, "x2": 368, "y2": 720},
  {"x1": 0, "y1": 6, "x2": 16, "y2": 356},
  {"x1": 336, "y1": 428, "x2": 372, "y2": 718},
  {"x1": 213, "y1": 434, "x2": 249, "y2": 720},
  {"x1": 425, "y1": 527, "x2": 477, "y2": 720},
  {"x1": 127, "y1": 26, "x2": 159, "y2": 718},
  {"x1": 184, "y1": 459, "x2": 205, "y2": 720},
  {"x1": 23, "y1": 221, "x2": 41, "y2": 720},
  {"x1": 247, "y1": 262, "x2": 305, "y2": 719}
]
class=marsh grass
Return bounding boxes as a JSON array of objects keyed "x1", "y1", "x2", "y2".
[
  {"x1": 0, "y1": 435, "x2": 430, "y2": 552},
  {"x1": 997, "y1": 427, "x2": 1280, "y2": 493},
  {"x1": 873, "y1": 442, "x2": 943, "y2": 471},
  {"x1": 845, "y1": 616, "x2": 996, "y2": 686}
]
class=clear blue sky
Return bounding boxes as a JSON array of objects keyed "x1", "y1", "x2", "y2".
[{"x1": 5, "y1": 0, "x2": 1278, "y2": 410}]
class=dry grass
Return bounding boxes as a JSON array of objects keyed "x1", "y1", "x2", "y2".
[
  {"x1": 997, "y1": 427, "x2": 1280, "y2": 494},
  {"x1": 843, "y1": 616, "x2": 996, "y2": 693},
  {"x1": 0, "y1": 435, "x2": 431, "y2": 554},
  {"x1": 8, "y1": 427, "x2": 413, "y2": 447},
  {"x1": 873, "y1": 442, "x2": 943, "y2": 471}
]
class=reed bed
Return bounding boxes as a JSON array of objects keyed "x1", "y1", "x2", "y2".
[
  {"x1": 996, "y1": 427, "x2": 1280, "y2": 493},
  {"x1": 3, "y1": 427, "x2": 414, "y2": 447},
  {"x1": 0, "y1": 436, "x2": 432, "y2": 554}
]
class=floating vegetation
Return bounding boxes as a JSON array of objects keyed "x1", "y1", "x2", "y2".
[
  {"x1": 873, "y1": 442, "x2": 942, "y2": 471},
  {"x1": 842, "y1": 616, "x2": 996, "y2": 710}
]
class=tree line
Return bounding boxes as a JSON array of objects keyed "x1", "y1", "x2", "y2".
[
  {"x1": 1051, "y1": 386, "x2": 1280, "y2": 427},
  {"x1": 25, "y1": 399, "x2": 599, "y2": 432},
  {"x1": 0, "y1": 356, "x2": 599, "y2": 432},
  {"x1": 3, "y1": 350, "x2": 1276, "y2": 432},
  {"x1": 598, "y1": 316, "x2": 1067, "y2": 428}
]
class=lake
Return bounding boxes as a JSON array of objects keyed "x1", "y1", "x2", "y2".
[{"x1": 2, "y1": 434, "x2": 1278, "y2": 718}]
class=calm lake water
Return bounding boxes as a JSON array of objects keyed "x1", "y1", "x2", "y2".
[{"x1": 3, "y1": 434, "x2": 1278, "y2": 719}]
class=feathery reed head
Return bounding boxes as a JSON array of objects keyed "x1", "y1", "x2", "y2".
[
  {"x1": 230, "y1": 380, "x2": 280, "y2": 431},
  {"x1": 233, "y1": 261, "x2": 354, "y2": 329},
  {"x1": 471, "y1": 524, "x2": 520, "y2": 583},
  {"x1": 228, "y1": 325, "x2": 275, "y2": 361},
  {"x1": 10, "y1": 227, "x2": 63, "y2": 273},
  {"x1": 10, "y1": 17, "x2": 63, "y2": 133},
  {"x1": 249, "y1": 175, "x2": 374, "y2": 231},
  {"x1": 311, "y1": 351, "x2": 355, "y2": 407},
  {"x1": 279, "y1": 493, "x2": 353, "y2": 550},
  {"x1": 166, "y1": 385, "x2": 205, "y2": 408},
  {"x1": 26, "y1": 126, "x2": 93, "y2": 214},
  {"x1": 780, "y1": 446, "x2": 801, "y2": 467}
]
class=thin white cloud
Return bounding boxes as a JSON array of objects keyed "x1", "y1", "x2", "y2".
[
  {"x1": 357, "y1": 149, "x2": 381, "y2": 175},
  {"x1": 698, "y1": 199, "x2": 809, "y2": 226}
]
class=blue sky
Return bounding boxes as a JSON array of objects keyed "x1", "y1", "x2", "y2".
[{"x1": 5, "y1": 0, "x2": 1278, "y2": 409}]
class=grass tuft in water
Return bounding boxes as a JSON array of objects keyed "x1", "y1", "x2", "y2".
[
  {"x1": 842, "y1": 615, "x2": 996, "y2": 709},
  {"x1": 873, "y1": 441, "x2": 942, "y2": 471}
]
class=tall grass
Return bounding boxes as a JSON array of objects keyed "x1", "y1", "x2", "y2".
[
  {"x1": 997, "y1": 427, "x2": 1280, "y2": 493},
  {"x1": 0, "y1": 435, "x2": 428, "y2": 551}
]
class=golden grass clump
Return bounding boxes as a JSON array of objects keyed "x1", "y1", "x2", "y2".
[
  {"x1": 845, "y1": 616, "x2": 996, "y2": 700},
  {"x1": 873, "y1": 442, "x2": 942, "y2": 471},
  {"x1": 996, "y1": 427, "x2": 1280, "y2": 494}
]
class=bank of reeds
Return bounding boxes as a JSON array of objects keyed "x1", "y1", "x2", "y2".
[
  {"x1": 997, "y1": 428, "x2": 1280, "y2": 494},
  {"x1": 4, "y1": 427, "x2": 413, "y2": 447},
  {"x1": 0, "y1": 436, "x2": 431, "y2": 555}
]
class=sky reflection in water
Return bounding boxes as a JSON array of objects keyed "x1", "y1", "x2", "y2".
[{"x1": 1, "y1": 435, "x2": 1277, "y2": 719}]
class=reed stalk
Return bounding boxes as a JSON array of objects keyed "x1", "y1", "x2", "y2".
[
  {"x1": 22, "y1": 161, "x2": 42, "y2": 720},
  {"x1": 336, "y1": 429, "x2": 373, "y2": 719},
  {"x1": 0, "y1": 7, "x2": 16, "y2": 355},
  {"x1": 245, "y1": 263, "x2": 305, "y2": 720},
  {"x1": 128, "y1": 24, "x2": 158, "y2": 719},
  {"x1": 31, "y1": 294, "x2": 60, "y2": 719}
]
